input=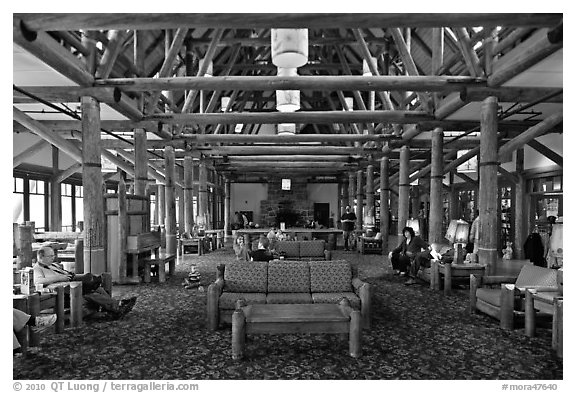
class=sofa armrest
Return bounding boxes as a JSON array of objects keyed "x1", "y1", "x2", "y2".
[
  {"x1": 358, "y1": 282, "x2": 371, "y2": 329},
  {"x1": 479, "y1": 275, "x2": 517, "y2": 286},
  {"x1": 207, "y1": 278, "x2": 224, "y2": 331},
  {"x1": 469, "y1": 273, "x2": 481, "y2": 313},
  {"x1": 500, "y1": 283, "x2": 518, "y2": 330},
  {"x1": 351, "y1": 277, "x2": 365, "y2": 292}
]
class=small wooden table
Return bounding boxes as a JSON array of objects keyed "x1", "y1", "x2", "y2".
[
  {"x1": 231, "y1": 300, "x2": 362, "y2": 360},
  {"x1": 438, "y1": 262, "x2": 486, "y2": 295}
]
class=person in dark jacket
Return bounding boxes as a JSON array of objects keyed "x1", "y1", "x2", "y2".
[
  {"x1": 388, "y1": 226, "x2": 428, "y2": 283},
  {"x1": 524, "y1": 231, "x2": 546, "y2": 267}
]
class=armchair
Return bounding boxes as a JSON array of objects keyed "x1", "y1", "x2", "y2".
[
  {"x1": 470, "y1": 264, "x2": 558, "y2": 330},
  {"x1": 358, "y1": 232, "x2": 383, "y2": 255}
]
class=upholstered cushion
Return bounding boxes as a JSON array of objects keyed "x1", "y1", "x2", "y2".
[
  {"x1": 476, "y1": 288, "x2": 501, "y2": 307},
  {"x1": 309, "y1": 261, "x2": 352, "y2": 293},
  {"x1": 267, "y1": 261, "x2": 310, "y2": 293},
  {"x1": 223, "y1": 262, "x2": 268, "y2": 292},
  {"x1": 277, "y1": 241, "x2": 300, "y2": 258},
  {"x1": 218, "y1": 292, "x2": 267, "y2": 310},
  {"x1": 515, "y1": 265, "x2": 558, "y2": 289},
  {"x1": 299, "y1": 240, "x2": 325, "y2": 257},
  {"x1": 266, "y1": 293, "x2": 313, "y2": 304},
  {"x1": 312, "y1": 292, "x2": 361, "y2": 309}
]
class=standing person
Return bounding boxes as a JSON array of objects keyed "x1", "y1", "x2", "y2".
[
  {"x1": 388, "y1": 226, "x2": 428, "y2": 283},
  {"x1": 469, "y1": 209, "x2": 480, "y2": 253},
  {"x1": 341, "y1": 205, "x2": 357, "y2": 251}
]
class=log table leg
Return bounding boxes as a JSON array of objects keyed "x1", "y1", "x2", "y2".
[
  {"x1": 158, "y1": 260, "x2": 166, "y2": 283},
  {"x1": 349, "y1": 310, "x2": 362, "y2": 358},
  {"x1": 70, "y1": 282, "x2": 83, "y2": 328},
  {"x1": 232, "y1": 308, "x2": 246, "y2": 360},
  {"x1": 444, "y1": 263, "x2": 453, "y2": 295}
]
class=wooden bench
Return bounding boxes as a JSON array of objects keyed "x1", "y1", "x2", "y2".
[
  {"x1": 141, "y1": 252, "x2": 176, "y2": 283},
  {"x1": 178, "y1": 237, "x2": 205, "y2": 256}
]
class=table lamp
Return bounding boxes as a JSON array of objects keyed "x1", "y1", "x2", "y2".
[
  {"x1": 406, "y1": 218, "x2": 421, "y2": 236},
  {"x1": 446, "y1": 219, "x2": 469, "y2": 264}
]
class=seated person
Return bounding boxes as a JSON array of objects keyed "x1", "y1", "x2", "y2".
[
  {"x1": 388, "y1": 226, "x2": 428, "y2": 280},
  {"x1": 250, "y1": 240, "x2": 274, "y2": 262},
  {"x1": 276, "y1": 230, "x2": 288, "y2": 241},
  {"x1": 13, "y1": 308, "x2": 56, "y2": 351},
  {"x1": 33, "y1": 246, "x2": 137, "y2": 319},
  {"x1": 406, "y1": 243, "x2": 455, "y2": 285},
  {"x1": 233, "y1": 235, "x2": 250, "y2": 261}
]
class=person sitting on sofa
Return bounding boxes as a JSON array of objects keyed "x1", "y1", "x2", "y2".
[
  {"x1": 13, "y1": 308, "x2": 57, "y2": 351},
  {"x1": 405, "y1": 243, "x2": 455, "y2": 285},
  {"x1": 388, "y1": 226, "x2": 428, "y2": 279},
  {"x1": 33, "y1": 246, "x2": 137, "y2": 319},
  {"x1": 233, "y1": 235, "x2": 250, "y2": 261},
  {"x1": 250, "y1": 239, "x2": 274, "y2": 262}
]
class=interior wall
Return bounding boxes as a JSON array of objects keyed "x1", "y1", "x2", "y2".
[
  {"x1": 307, "y1": 183, "x2": 339, "y2": 219},
  {"x1": 231, "y1": 183, "x2": 268, "y2": 223}
]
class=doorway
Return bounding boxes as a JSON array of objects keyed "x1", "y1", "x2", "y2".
[{"x1": 313, "y1": 203, "x2": 330, "y2": 228}]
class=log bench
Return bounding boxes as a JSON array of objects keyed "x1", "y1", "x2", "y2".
[{"x1": 141, "y1": 252, "x2": 177, "y2": 283}]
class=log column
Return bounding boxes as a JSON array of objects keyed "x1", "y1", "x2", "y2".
[
  {"x1": 398, "y1": 145, "x2": 410, "y2": 235},
  {"x1": 198, "y1": 160, "x2": 209, "y2": 227},
  {"x1": 356, "y1": 169, "x2": 364, "y2": 231},
  {"x1": 514, "y1": 148, "x2": 526, "y2": 259},
  {"x1": 184, "y1": 155, "x2": 195, "y2": 233},
  {"x1": 365, "y1": 164, "x2": 374, "y2": 225},
  {"x1": 429, "y1": 128, "x2": 444, "y2": 243},
  {"x1": 81, "y1": 96, "x2": 106, "y2": 274},
  {"x1": 340, "y1": 176, "x2": 349, "y2": 221},
  {"x1": 157, "y1": 184, "x2": 166, "y2": 227},
  {"x1": 224, "y1": 177, "x2": 231, "y2": 238},
  {"x1": 479, "y1": 96, "x2": 500, "y2": 274},
  {"x1": 164, "y1": 146, "x2": 177, "y2": 255},
  {"x1": 348, "y1": 172, "x2": 356, "y2": 212},
  {"x1": 134, "y1": 128, "x2": 148, "y2": 196},
  {"x1": 50, "y1": 146, "x2": 62, "y2": 231},
  {"x1": 380, "y1": 145, "x2": 391, "y2": 252}
]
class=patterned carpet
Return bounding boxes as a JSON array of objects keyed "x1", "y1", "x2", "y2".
[{"x1": 13, "y1": 247, "x2": 563, "y2": 380}]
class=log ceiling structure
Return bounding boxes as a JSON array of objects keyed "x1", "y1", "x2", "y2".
[{"x1": 13, "y1": 13, "x2": 563, "y2": 185}]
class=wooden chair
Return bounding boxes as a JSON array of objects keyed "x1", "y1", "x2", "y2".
[
  {"x1": 358, "y1": 232, "x2": 383, "y2": 255},
  {"x1": 470, "y1": 264, "x2": 559, "y2": 330}
]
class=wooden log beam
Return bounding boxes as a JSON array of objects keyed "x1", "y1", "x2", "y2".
[
  {"x1": 462, "y1": 87, "x2": 562, "y2": 103},
  {"x1": 488, "y1": 28, "x2": 563, "y2": 87},
  {"x1": 497, "y1": 167, "x2": 519, "y2": 184},
  {"x1": 526, "y1": 140, "x2": 563, "y2": 167},
  {"x1": 145, "y1": 110, "x2": 433, "y2": 125},
  {"x1": 455, "y1": 172, "x2": 478, "y2": 187},
  {"x1": 53, "y1": 163, "x2": 82, "y2": 184},
  {"x1": 13, "y1": 86, "x2": 120, "y2": 104},
  {"x1": 184, "y1": 133, "x2": 399, "y2": 144},
  {"x1": 197, "y1": 145, "x2": 375, "y2": 156},
  {"x1": 96, "y1": 30, "x2": 129, "y2": 79},
  {"x1": 94, "y1": 75, "x2": 487, "y2": 93},
  {"x1": 13, "y1": 107, "x2": 83, "y2": 162},
  {"x1": 453, "y1": 27, "x2": 484, "y2": 77},
  {"x1": 218, "y1": 162, "x2": 357, "y2": 169},
  {"x1": 16, "y1": 14, "x2": 562, "y2": 31},
  {"x1": 498, "y1": 111, "x2": 563, "y2": 162},
  {"x1": 13, "y1": 139, "x2": 48, "y2": 168},
  {"x1": 224, "y1": 155, "x2": 357, "y2": 162}
]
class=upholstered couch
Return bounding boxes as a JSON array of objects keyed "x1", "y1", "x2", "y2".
[
  {"x1": 275, "y1": 240, "x2": 332, "y2": 260},
  {"x1": 207, "y1": 260, "x2": 371, "y2": 331}
]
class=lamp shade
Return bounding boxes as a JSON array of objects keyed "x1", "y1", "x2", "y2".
[
  {"x1": 221, "y1": 97, "x2": 230, "y2": 112},
  {"x1": 276, "y1": 90, "x2": 300, "y2": 112},
  {"x1": 277, "y1": 123, "x2": 296, "y2": 135},
  {"x1": 271, "y1": 29, "x2": 308, "y2": 68},
  {"x1": 446, "y1": 219, "x2": 469, "y2": 243},
  {"x1": 406, "y1": 218, "x2": 421, "y2": 236}
]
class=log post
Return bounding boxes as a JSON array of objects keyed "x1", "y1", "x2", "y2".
[
  {"x1": 349, "y1": 310, "x2": 362, "y2": 358},
  {"x1": 356, "y1": 169, "x2": 364, "y2": 232},
  {"x1": 55, "y1": 285, "x2": 65, "y2": 333},
  {"x1": 184, "y1": 155, "x2": 195, "y2": 233},
  {"x1": 50, "y1": 146, "x2": 62, "y2": 231},
  {"x1": 70, "y1": 282, "x2": 83, "y2": 328},
  {"x1": 224, "y1": 177, "x2": 231, "y2": 238},
  {"x1": 198, "y1": 160, "x2": 209, "y2": 229},
  {"x1": 365, "y1": 163, "x2": 374, "y2": 227},
  {"x1": 164, "y1": 146, "x2": 177, "y2": 255},
  {"x1": 177, "y1": 181, "x2": 185, "y2": 236},
  {"x1": 479, "y1": 97, "x2": 500, "y2": 274},
  {"x1": 28, "y1": 293, "x2": 40, "y2": 347},
  {"x1": 380, "y1": 145, "x2": 390, "y2": 252},
  {"x1": 340, "y1": 176, "x2": 349, "y2": 224},
  {"x1": 231, "y1": 308, "x2": 246, "y2": 360},
  {"x1": 157, "y1": 183, "x2": 166, "y2": 229},
  {"x1": 348, "y1": 172, "x2": 355, "y2": 214},
  {"x1": 398, "y1": 146, "x2": 410, "y2": 235},
  {"x1": 134, "y1": 128, "x2": 148, "y2": 196},
  {"x1": 81, "y1": 96, "x2": 106, "y2": 274},
  {"x1": 429, "y1": 128, "x2": 444, "y2": 243},
  {"x1": 514, "y1": 149, "x2": 526, "y2": 259},
  {"x1": 116, "y1": 175, "x2": 127, "y2": 283},
  {"x1": 16, "y1": 224, "x2": 33, "y2": 269}
]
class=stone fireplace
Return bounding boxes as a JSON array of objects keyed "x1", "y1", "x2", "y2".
[{"x1": 260, "y1": 179, "x2": 313, "y2": 227}]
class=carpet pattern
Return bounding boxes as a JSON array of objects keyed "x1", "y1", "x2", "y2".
[{"x1": 13, "y1": 248, "x2": 563, "y2": 380}]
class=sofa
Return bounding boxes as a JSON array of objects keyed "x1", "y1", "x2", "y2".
[
  {"x1": 207, "y1": 260, "x2": 371, "y2": 331},
  {"x1": 275, "y1": 240, "x2": 332, "y2": 260},
  {"x1": 470, "y1": 264, "x2": 559, "y2": 330}
]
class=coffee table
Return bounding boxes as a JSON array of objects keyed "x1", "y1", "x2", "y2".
[
  {"x1": 231, "y1": 300, "x2": 362, "y2": 359},
  {"x1": 438, "y1": 262, "x2": 486, "y2": 295}
]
